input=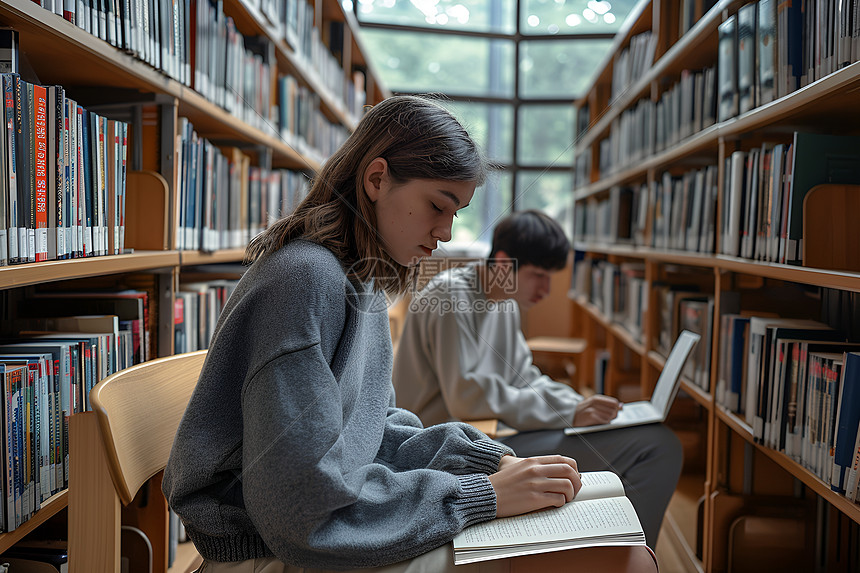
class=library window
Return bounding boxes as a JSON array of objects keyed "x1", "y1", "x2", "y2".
[{"x1": 353, "y1": 0, "x2": 636, "y2": 248}]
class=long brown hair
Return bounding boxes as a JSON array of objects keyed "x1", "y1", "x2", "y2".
[{"x1": 245, "y1": 95, "x2": 487, "y2": 295}]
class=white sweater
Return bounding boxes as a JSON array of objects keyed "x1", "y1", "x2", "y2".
[{"x1": 393, "y1": 264, "x2": 583, "y2": 431}]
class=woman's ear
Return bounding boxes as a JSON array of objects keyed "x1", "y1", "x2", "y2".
[{"x1": 363, "y1": 157, "x2": 389, "y2": 202}]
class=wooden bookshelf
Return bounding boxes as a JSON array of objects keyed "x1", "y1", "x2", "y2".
[
  {"x1": 179, "y1": 248, "x2": 247, "y2": 266},
  {"x1": 0, "y1": 251, "x2": 181, "y2": 289},
  {"x1": 660, "y1": 474, "x2": 705, "y2": 573},
  {"x1": 0, "y1": 490, "x2": 68, "y2": 554},
  {"x1": 570, "y1": 0, "x2": 860, "y2": 570},
  {"x1": 0, "y1": 0, "x2": 387, "y2": 567}
]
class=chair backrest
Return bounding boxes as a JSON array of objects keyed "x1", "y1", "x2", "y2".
[{"x1": 88, "y1": 350, "x2": 207, "y2": 505}]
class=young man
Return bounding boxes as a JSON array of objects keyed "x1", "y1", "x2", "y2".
[{"x1": 393, "y1": 210, "x2": 683, "y2": 547}]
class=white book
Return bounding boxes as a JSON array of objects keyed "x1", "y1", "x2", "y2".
[{"x1": 453, "y1": 471, "x2": 645, "y2": 565}]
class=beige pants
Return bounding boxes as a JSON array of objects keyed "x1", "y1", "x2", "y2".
[{"x1": 197, "y1": 544, "x2": 657, "y2": 573}]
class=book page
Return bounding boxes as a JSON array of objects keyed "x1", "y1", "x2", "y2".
[
  {"x1": 574, "y1": 471, "x2": 626, "y2": 501},
  {"x1": 454, "y1": 496, "x2": 643, "y2": 550}
]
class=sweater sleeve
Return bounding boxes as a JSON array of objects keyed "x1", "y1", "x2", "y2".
[
  {"x1": 240, "y1": 348, "x2": 499, "y2": 569},
  {"x1": 374, "y1": 404, "x2": 514, "y2": 475},
  {"x1": 427, "y1": 297, "x2": 583, "y2": 431}
]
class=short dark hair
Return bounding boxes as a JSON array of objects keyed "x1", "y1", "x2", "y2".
[{"x1": 488, "y1": 210, "x2": 570, "y2": 271}]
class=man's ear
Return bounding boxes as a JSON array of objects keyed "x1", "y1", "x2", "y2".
[{"x1": 363, "y1": 157, "x2": 389, "y2": 202}]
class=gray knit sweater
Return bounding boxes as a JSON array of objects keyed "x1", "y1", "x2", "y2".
[{"x1": 162, "y1": 240, "x2": 512, "y2": 569}]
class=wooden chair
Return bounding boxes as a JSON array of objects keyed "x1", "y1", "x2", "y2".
[
  {"x1": 67, "y1": 349, "x2": 657, "y2": 573},
  {"x1": 68, "y1": 350, "x2": 208, "y2": 573}
]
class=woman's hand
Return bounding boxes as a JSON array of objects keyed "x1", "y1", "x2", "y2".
[
  {"x1": 572, "y1": 395, "x2": 622, "y2": 426},
  {"x1": 489, "y1": 455, "x2": 581, "y2": 518}
]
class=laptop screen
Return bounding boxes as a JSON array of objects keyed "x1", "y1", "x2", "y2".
[{"x1": 650, "y1": 330, "x2": 701, "y2": 415}]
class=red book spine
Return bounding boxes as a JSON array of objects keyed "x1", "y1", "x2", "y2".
[{"x1": 33, "y1": 84, "x2": 48, "y2": 261}]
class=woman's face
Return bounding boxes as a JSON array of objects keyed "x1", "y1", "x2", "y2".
[{"x1": 364, "y1": 158, "x2": 475, "y2": 266}]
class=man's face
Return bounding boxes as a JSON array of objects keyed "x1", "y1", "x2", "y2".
[{"x1": 512, "y1": 264, "x2": 553, "y2": 310}]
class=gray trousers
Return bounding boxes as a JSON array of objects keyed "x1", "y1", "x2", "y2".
[{"x1": 499, "y1": 422, "x2": 683, "y2": 547}]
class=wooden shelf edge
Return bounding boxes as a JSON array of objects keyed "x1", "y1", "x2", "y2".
[
  {"x1": 715, "y1": 406, "x2": 860, "y2": 525},
  {"x1": 662, "y1": 500, "x2": 705, "y2": 573},
  {"x1": 574, "y1": 40, "x2": 860, "y2": 196},
  {"x1": 0, "y1": 251, "x2": 181, "y2": 290},
  {"x1": 0, "y1": 490, "x2": 68, "y2": 554},
  {"x1": 179, "y1": 248, "x2": 247, "y2": 266},
  {"x1": 571, "y1": 245, "x2": 860, "y2": 291},
  {"x1": 574, "y1": 122, "x2": 720, "y2": 199}
]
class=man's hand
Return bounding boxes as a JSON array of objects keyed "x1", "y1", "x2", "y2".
[
  {"x1": 572, "y1": 395, "x2": 622, "y2": 426},
  {"x1": 489, "y1": 455, "x2": 581, "y2": 518}
]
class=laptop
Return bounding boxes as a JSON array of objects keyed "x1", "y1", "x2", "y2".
[{"x1": 564, "y1": 330, "x2": 701, "y2": 435}]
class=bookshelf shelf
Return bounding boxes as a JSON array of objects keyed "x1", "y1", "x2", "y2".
[
  {"x1": 572, "y1": 244, "x2": 860, "y2": 292},
  {"x1": 174, "y1": 88, "x2": 310, "y2": 170},
  {"x1": 0, "y1": 0, "x2": 325, "y2": 171},
  {"x1": 716, "y1": 407, "x2": 860, "y2": 526},
  {"x1": 219, "y1": 0, "x2": 365, "y2": 132},
  {"x1": 0, "y1": 490, "x2": 68, "y2": 554},
  {"x1": 0, "y1": 251, "x2": 181, "y2": 289},
  {"x1": 575, "y1": 0, "x2": 730, "y2": 155},
  {"x1": 570, "y1": 0, "x2": 860, "y2": 568},
  {"x1": 0, "y1": 0, "x2": 387, "y2": 566},
  {"x1": 660, "y1": 474, "x2": 705, "y2": 573},
  {"x1": 180, "y1": 248, "x2": 247, "y2": 266}
]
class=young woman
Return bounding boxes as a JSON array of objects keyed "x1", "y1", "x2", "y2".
[{"x1": 162, "y1": 95, "x2": 581, "y2": 573}]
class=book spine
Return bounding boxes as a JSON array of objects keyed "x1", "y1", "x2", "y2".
[
  {"x1": 33, "y1": 84, "x2": 47, "y2": 262},
  {"x1": 3, "y1": 74, "x2": 17, "y2": 264}
]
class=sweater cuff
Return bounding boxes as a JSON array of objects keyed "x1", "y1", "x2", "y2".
[
  {"x1": 454, "y1": 474, "x2": 498, "y2": 528},
  {"x1": 462, "y1": 439, "x2": 514, "y2": 474}
]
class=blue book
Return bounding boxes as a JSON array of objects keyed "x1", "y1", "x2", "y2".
[
  {"x1": 831, "y1": 352, "x2": 860, "y2": 493},
  {"x1": 726, "y1": 315, "x2": 750, "y2": 413}
]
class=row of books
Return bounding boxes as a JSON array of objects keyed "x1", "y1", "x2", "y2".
[
  {"x1": 572, "y1": 259, "x2": 648, "y2": 344},
  {"x1": 582, "y1": 0, "x2": 860, "y2": 149},
  {"x1": 175, "y1": 280, "x2": 239, "y2": 353},
  {"x1": 580, "y1": 0, "x2": 860, "y2": 187},
  {"x1": 39, "y1": 0, "x2": 191, "y2": 86},
  {"x1": 241, "y1": 0, "x2": 367, "y2": 124},
  {"x1": 0, "y1": 74, "x2": 129, "y2": 267},
  {"x1": 0, "y1": 288, "x2": 153, "y2": 531},
  {"x1": 571, "y1": 259, "x2": 717, "y2": 390},
  {"x1": 655, "y1": 286, "x2": 719, "y2": 392},
  {"x1": 610, "y1": 30, "x2": 657, "y2": 103},
  {"x1": 718, "y1": 0, "x2": 860, "y2": 124},
  {"x1": 715, "y1": 316, "x2": 860, "y2": 502},
  {"x1": 30, "y1": 0, "x2": 366, "y2": 143},
  {"x1": 719, "y1": 132, "x2": 860, "y2": 266},
  {"x1": 278, "y1": 74, "x2": 350, "y2": 162},
  {"x1": 0, "y1": 315, "x2": 140, "y2": 531},
  {"x1": 592, "y1": 65, "x2": 717, "y2": 179},
  {"x1": 194, "y1": 0, "x2": 278, "y2": 137},
  {"x1": 177, "y1": 116, "x2": 310, "y2": 252},
  {"x1": 574, "y1": 164, "x2": 719, "y2": 256},
  {"x1": 651, "y1": 165, "x2": 719, "y2": 254}
]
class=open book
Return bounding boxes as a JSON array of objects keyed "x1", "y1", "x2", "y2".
[
  {"x1": 565, "y1": 330, "x2": 701, "y2": 435},
  {"x1": 453, "y1": 471, "x2": 645, "y2": 565}
]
